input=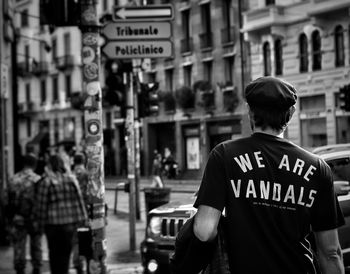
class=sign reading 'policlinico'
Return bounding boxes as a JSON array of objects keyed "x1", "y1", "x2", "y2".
[{"x1": 102, "y1": 41, "x2": 173, "y2": 59}]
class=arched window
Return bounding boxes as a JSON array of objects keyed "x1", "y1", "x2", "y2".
[
  {"x1": 275, "y1": 39, "x2": 283, "y2": 75},
  {"x1": 299, "y1": 34, "x2": 308, "y2": 73},
  {"x1": 312, "y1": 30, "x2": 322, "y2": 71},
  {"x1": 263, "y1": 42, "x2": 271, "y2": 76},
  {"x1": 335, "y1": 25, "x2": 345, "y2": 67}
]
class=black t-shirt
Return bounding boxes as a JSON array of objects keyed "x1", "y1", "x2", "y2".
[{"x1": 194, "y1": 133, "x2": 345, "y2": 274}]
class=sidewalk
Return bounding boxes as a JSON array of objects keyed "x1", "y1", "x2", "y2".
[{"x1": 0, "y1": 178, "x2": 199, "y2": 274}]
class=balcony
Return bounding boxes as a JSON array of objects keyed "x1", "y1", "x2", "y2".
[
  {"x1": 55, "y1": 55, "x2": 75, "y2": 70},
  {"x1": 242, "y1": 5, "x2": 304, "y2": 39},
  {"x1": 199, "y1": 32, "x2": 213, "y2": 50},
  {"x1": 180, "y1": 37, "x2": 193, "y2": 55},
  {"x1": 18, "y1": 101, "x2": 38, "y2": 115},
  {"x1": 308, "y1": 0, "x2": 350, "y2": 17},
  {"x1": 17, "y1": 61, "x2": 33, "y2": 77},
  {"x1": 32, "y1": 61, "x2": 49, "y2": 75},
  {"x1": 221, "y1": 27, "x2": 235, "y2": 45}
]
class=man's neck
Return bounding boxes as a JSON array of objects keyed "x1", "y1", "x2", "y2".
[{"x1": 253, "y1": 127, "x2": 284, "y2": 138}]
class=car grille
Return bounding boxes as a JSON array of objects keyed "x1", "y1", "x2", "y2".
[{"x1": 160, "y1": 217, "x2": 187, "y2": 239}]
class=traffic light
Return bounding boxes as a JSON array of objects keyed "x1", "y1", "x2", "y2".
[
  {"x1": 138, "y1": 83, "x2": 160, "y2": 118},
  {"x1": 339, "y1": 84, "x2": 350, "y2": 111},
  {"x1": 104, "y1": 73, "x2": 126, "y2": 116}
]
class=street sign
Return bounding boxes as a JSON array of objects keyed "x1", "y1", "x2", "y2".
[
  {"x1": 113, "y1": 5, "x2": 173, "y2": 21},
  {"x1": 102, "y1": 21, "x2": 172, "y2": 40},
  {"x1": 102, "y1": 41, "x2": 173, "y2": 59}
]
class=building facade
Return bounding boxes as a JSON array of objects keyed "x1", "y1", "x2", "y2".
[
  {"x1": 242, "y1": 0, "x2": 350, "y2": 150},
  {"x1": 137, "y1": 0, "x2": 250, "y2": 179}
]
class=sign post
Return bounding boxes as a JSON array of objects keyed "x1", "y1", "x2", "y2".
[{"x1": 101, "y1": 4, "x2": 174, "y2": 251}]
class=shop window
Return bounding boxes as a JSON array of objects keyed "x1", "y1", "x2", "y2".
[
  {"x1": 299, "y1": 33, "x2": 308, "y2": 73},
  {"x1": 312, "y1": 30, "x2": 322, "y2": 71},
  {"x1": 275, "y1": 39, "x2": 283, "y2": 75},
  {"x1": 335, "y1": 25, "x2": 345, "y2": 67},
  {"x1": 64, "y1": 117, "x2": 75, "y2": 140},
  {"x1": 186, "y1": 136, "x2": 200, "y2": 170},
  {"x1": 336, "y1": 116, "x2": 350, "y2": 143},
  {"x1": 301, "y1": 118, "x2": 327, "y2": 148},
  {"x1": 263, "y1": 42, "x2": 271, "y2": 76}
]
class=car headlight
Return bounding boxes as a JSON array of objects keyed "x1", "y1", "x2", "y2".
[{"x1": 147, "y1": 216, "x2": 162, "y2": 237}]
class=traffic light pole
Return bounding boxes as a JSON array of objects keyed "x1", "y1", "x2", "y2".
[
  {"x1": 125, "y1": 72, "x2": 137, "y2": 251},
  {"x1": 80, "y1": 1, "x2": 107, "y2": 273}
]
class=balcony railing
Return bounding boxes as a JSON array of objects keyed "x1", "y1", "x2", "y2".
[
  {"x1": 199, "y1": 32, "x2": 213, "y2": 50},
  {"x1": 180, "y1": 37, "x2": 193, "y2": 54},
  {"x1": 55, "y1": 55, "x2": 75, "y2": 70},
  {"x1": 221, "y1": 27, "x2": 235, "y2": 45},
  {"x1": 32, "y1": 61, "x2": 49, "y2": 75},
  {"x1": 17, "y1": 61, "x2": 33, "y2": 77}
]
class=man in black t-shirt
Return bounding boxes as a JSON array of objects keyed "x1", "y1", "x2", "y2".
[{"x1": 193, "y1": 77, "x2": 345, "y2": 274}]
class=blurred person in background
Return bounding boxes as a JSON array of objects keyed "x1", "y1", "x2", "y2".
[{"x1": 6, "y1": 153, "x2": 42, "y2": 274}]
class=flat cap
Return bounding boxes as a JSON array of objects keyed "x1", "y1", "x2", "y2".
[{"x1": 245, "y1": 76, "x2": 297, "y2": 110}]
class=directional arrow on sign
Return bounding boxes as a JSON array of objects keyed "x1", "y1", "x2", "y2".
[{"x1": 113, "y1": 5, "x2": 173, "y2": 21}]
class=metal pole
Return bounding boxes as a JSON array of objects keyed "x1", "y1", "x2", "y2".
[
  {"x1": 80, "y1": 1, "x2": 107, "y2": 273},
  {"x1": 125, "y1": 72, "x2": 136, "y2": 250}
]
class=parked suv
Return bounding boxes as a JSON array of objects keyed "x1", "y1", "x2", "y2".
[{"x1": 140, "y1": 144, "x2": 350, "y2": 274}]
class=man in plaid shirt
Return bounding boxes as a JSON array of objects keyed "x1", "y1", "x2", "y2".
[
  {"x1": 6, "y1": 153, "x2": 42, "y2": 274},
  {"x1": 34, "y1": 154, "x2": 88, "y2": 274}
]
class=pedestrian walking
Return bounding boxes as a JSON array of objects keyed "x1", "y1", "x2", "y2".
[
  {"x1": 72, "y1": 152, "x2": 91, "y2": 274},
  {"x1": 151, "y1": 150, "x2": 164, "y2": 188},
  {"x1": 33, "y1": 154, "x2": 88, "y2": 274},
  {"x1": 6, "y1": 153, "x2": 42, "y2": 274},
  {"x1": 171, "y1": 76, "x2": 345, "y2": 274}
]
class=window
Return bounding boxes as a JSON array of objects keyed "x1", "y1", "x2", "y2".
[
  {"x1": 40, "y1": 79, "x2": 46, "y2": 104},
  {"x1": 275, "y1": 39, "x2": 283, "y2": 75},
  {"x1": 200, "y1": 3, "x2": 212, "y2": 48},
  {"x1": 52, "y1": 75, "x2": 59, "y2": 103},
  {"x1": 26, "y1": 118, "x2": 32, "y2": 137},
  {"x1": 335, "y1": 25, "x2": 345, "y2": 67},
  {"x1": 65, "y1": 74, "x2": 71, "y2": 100},
  {"x1": 184, "y1": 65, "x2": 192, "y2": 87},
  {"x1": 224, "y1": 56, "x2": 234, "y2": 86},
  {"x1": 312, "y1": 30, "x2": 322, "y2": 71},
  {"x1": 165, "y1": 69, "x2": 174, "y2": 92},
  {"x1": 102, "y1": 0, "x2": 108, "y2": 11},
  {"x1": 266, "y1": 0, "x2": 275, "y2": 5},
  {"x1": 222, "y1": 0, "x2": 234, "y2": 44},
  {"x1": 203, "y1": 61, "x2": 213, "y2": 84},
  {"x1": 263, "y1": 42, "x2": 271, "y2": 76},
  {"x1": 299, "y1": 34, "x2": 308, "y2": 73},
  {"x1": 64, "y1": 117, "x2": 75, "y2": 139},
  {"x1": 181, "y1": 9, "x2": 192, "y2": 53},
  {"x1": 64, "y1": 33, "x2": 71, "y2": 55},
  {"x1": 21, "y1": 9, "x2": 28, "y2": 27},
  {"x1": 25, "y1": 45, "x2": 30, "y2": 71},
  {"x1": 54, "y1": 118, "x2": 59, "y2": 144},
  {"x1": 25, "y1": 83, "x2": 30, "y2": 102}
]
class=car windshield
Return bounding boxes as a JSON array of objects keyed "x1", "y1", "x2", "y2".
[{"x1": 327, "y1": 157, "x2": 350, "y2": 182}]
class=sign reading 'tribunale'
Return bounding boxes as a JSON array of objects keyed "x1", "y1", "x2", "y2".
[
  {"x1": 102, "y1": 41, "x2": 173, "y2": 59},
  {"x1": 102, "y1": 22, "x2": 172, "y2": 40}
]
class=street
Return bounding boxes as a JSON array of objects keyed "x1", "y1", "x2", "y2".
[{"x1": 0, "y1": 180, "x2": 198, "y2": 274}]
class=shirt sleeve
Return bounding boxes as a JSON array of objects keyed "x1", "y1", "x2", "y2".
[
  {"x1": 194, "y1": 145, "x2": 227, "y2": 212},
  {"x1": 311, "y1": 158, "x2": 345, "y2": 231}
]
